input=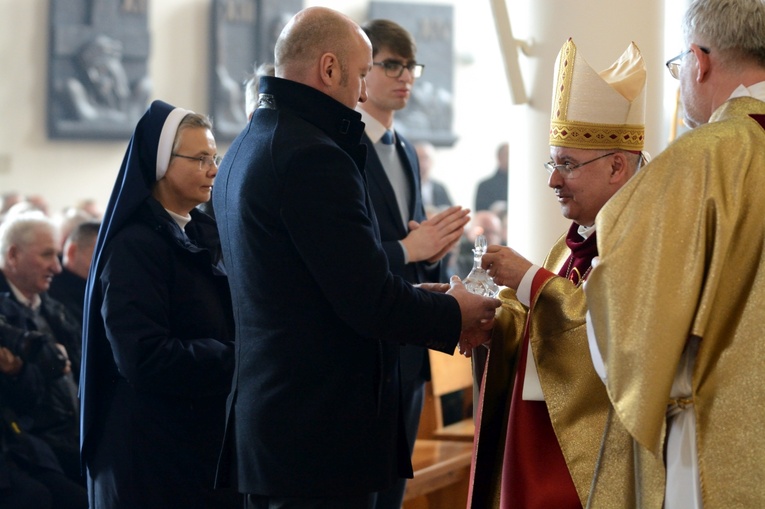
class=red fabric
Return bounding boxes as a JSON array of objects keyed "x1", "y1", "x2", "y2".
[
  {"x1": 500, "y1": 269, "x2": 581, "y2": 508},
  {"x1": 563, "y1": 223, "x2": 597, "y2": 286},
  {"x1": 499, "y1": 225, "x2": 598, "y2": 508},
  {"x1": 752, "y1": 114, "x2": 765, "y2": 130}
]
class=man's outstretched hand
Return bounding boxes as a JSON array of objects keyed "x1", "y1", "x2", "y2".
[{"x1": 446, "y1": 276, "x2": 500, "y2": 356}]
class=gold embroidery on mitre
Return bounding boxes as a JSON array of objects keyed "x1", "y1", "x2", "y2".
[
  {"x1": 552, "y1": 39, "x2": 576, "y2": 125},
  {"x1": 550, "y1": 120, "x2": 645, "y2": 151},
  {"x1": 549, "y1": 38, "x2": 646, "y2": 151}
]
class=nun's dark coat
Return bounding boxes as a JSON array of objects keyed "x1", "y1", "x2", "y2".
[{"x1": 80, "y1": 101, "x2": 238, "y2": 508}]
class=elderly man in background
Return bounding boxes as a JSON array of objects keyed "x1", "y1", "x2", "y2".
[{"x1": 0, "y1": 212, "x2": 82, "y2": 485}]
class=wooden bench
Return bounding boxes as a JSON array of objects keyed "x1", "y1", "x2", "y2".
[
  {"x1": 403, "y1": 439, "x2": 473, "y2": 509},
  {"x1": 403, "y1": 348, "x2": 476, "y2": 509},
  {"x1": 417, "y1": 349, "x2": 475, "y2": 442}
]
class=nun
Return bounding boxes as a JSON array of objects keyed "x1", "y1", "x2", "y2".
[{"x1": 79, "y1": 100, "x2": 239, "y2": 508}]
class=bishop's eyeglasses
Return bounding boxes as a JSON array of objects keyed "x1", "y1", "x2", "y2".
[
  {"x1": 372, "y1": 60, "x2": 425, "y2": 79},
  {"x1": 543, "y1": 152, "x2": 615, "y2": 179}
]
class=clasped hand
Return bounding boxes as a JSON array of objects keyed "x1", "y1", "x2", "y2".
[
  {"x1": 447, "y1": 276, "x2": 501, "y2": 357},
  {"x1": 403, "y1": 206, "x2": 470, "y2": 264},
  {"x1": 417, "y1": 277, "x2": 501, "y2": 357},
  {"x1": 481, "y1": 244, "x2": 532, "y2": 290}
]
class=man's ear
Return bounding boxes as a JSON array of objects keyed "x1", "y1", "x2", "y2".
[
  {"x1": 65, "y1": 241, "x2": 77, "y2": 264},
  {"x1": 609, "y1": 152, "x2": 628, "y2": 182},
  {"x1": 693, "y1": 44, "x2": 711, "y2": 83},
  {"x1": 5, "y1": 245, "x2": 18, "y2": 271},
  {"x1": 319, "y1": 52, "x2": 338, "y2": 87}
]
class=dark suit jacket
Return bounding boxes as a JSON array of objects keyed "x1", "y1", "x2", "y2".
[
  {"x1": 431, "y1": 180, "x2": 453, "y2": 208},
  {"x1": 48, "y1": 267, "x2": 86, "y2": 328},
  {"x1": 213, "y1": 76, "x2": 461, "y2": 498},
  {"x1": 475, "y1": 170, "x2": 508, "y2": 211},
  {"x1": 361, "y1": 132, "x2": 437, "y2": 384}
]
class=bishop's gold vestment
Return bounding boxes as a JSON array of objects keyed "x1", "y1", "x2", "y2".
[
  {"x1": 469, "y1": 235, "x2": 633, "y2": 508},
  {"x1": 586, "y1": 97, "x2": 765, "y2": 507}
]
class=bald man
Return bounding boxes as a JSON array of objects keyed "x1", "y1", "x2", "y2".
[{"x1": 212, "y1": 7, "x2": 500, "y2": 508}]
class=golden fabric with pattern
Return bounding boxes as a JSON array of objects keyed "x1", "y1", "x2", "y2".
[
  {"x1": 470, "y1": 236, "x2": 631, "y2": 508},
  {"x1": 586, "y1": 97, "x2": 765, "y2": 507}
]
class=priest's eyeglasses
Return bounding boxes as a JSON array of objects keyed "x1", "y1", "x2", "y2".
[
  {"x1": 372, "y1": 60, "x2": 425, "y2": 79},
  {"x1": 172, "y1": 153, "x2": 222, "y2": 170},
  {"x1": 665, "y1": 45, "x2": 710, "y2": 80},
  {"x1": 544, "y1": 153, "x2": 615, "y2": 179}
]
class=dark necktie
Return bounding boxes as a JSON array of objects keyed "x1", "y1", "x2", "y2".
[{"x1": 380, "y1": 130, "x2": 395, "y2": 145}]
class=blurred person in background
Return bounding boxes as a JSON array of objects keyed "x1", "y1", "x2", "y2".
[
  {"x1": 0, "y1": 212, "x2": 84, "y2": 486},
  {"x1": 49, "y1": 221, "x2": 100, "y2": 327}
]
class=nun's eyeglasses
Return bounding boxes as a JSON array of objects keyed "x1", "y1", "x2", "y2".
[{"x1": 172, "y1": 153, "x2": 222, "y2": 170}]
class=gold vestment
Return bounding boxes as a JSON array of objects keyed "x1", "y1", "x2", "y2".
[
  {"x1": 586, "y1": 97, "x2": 765, "y2": 507},
  {"x1": 470, "y1": 236, "x2": 632, "y2": 508}
]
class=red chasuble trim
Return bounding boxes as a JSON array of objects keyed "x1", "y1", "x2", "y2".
[
  {"x1": 751, "y1": 113, "x2": 765, "y2": 130},
  {"x1": 500, "y1": 269, "x2": 581, "y2": 509}
]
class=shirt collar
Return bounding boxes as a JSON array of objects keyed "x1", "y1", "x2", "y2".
[
  {"x1": 577, "y1": 223, "x2": 596, "y2": 240},
  {"x1": 166, "y1": 209, "x2": 192, "y2": 230},
  {"x1": 356, "y1": 107, "x2": 393, "y2": 144},
  {"x1": 729, "y1": 81, "x2": 765, "y2": 102},
  {"x1": 7, "y1": 280, "x2": 41, "y2": 310}
]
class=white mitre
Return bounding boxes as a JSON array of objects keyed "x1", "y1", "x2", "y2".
[{"x1": 549, "y1": 38, "x2": 647, "y2": 151}]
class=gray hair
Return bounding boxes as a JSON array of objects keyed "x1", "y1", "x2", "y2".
[
  {"x1": 66, "y1": 220, "x2": 100, "y2": 248},
  {"x1": 0, "y1": 212, "x2": 58, "y2": 268},
  {"x1": 244, "y1": 62, "x2": 276, "y2": 118},
  {"x1": 171, "y1": 113, "x2": 213, "y2": 155},
  {"x1": 683, "y1": 0, "x2": 765, "y2": 67}
]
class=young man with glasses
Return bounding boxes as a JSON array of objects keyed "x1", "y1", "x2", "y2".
[
  {"x1": 356, "y1": 19, "x2": 470, "y2": 509},
  {"x1": 468, "y1": 38, "x2": 646, "y2": 509},
  {"x1": 585, "y1": 0, "x2": 765, "y2": 507}
]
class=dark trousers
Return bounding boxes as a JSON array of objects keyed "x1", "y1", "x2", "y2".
[
  {"x1": 0, "y1": 467, "x2": 52, "y2": 509},
  {"x1": 371, "y1": 377, "x2": 425, "y2": 509},
  {"x1": 246, "y1": 493, "x2": 374, "y2": 509},
  {"x1": 35, "y1": 469, "x2": 87, "y2": 509}
]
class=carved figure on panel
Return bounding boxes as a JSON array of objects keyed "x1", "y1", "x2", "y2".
[
  {"x1": 210, "y1": 0, "x2": 301, "y2": 140},
  {"x1": 48, "y1": 0, "x2": 151, "y2": 139},
  {"x1": 60, "y1": 35, "x2": 150, "y2": 124}
]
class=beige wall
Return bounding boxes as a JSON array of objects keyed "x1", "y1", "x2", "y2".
[
  {"x1": 1, "y1": 0, "x2": 677, "y2": 263},
  {"x1": 0, "y1": 0, "x2": 214, "y2": 216}
]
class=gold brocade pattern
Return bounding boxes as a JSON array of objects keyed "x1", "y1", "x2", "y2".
[
  {"x1": 530, "y1": 240, "x2": 615, "y2": 508},
  {"x1": 470, "y1": 235, "x2": 622, "y2": 508},
  {"x1": 549, "y1": 120, "x2": 645, "y2": 151},
  {"x1": 551, "y1": 40, "x2": 576, "y2": 126},
  {"x1": 587, "y1": 97, "x2": 765, "y2": 507}
]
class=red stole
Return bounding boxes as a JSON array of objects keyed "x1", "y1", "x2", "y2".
[{"x1": 500, "y1": 224, "x2": 596, "y2": 508}]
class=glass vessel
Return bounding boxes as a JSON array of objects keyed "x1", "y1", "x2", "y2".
[{"x1": 462, "y1": 234, "x2": 500, "y2": 297}]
